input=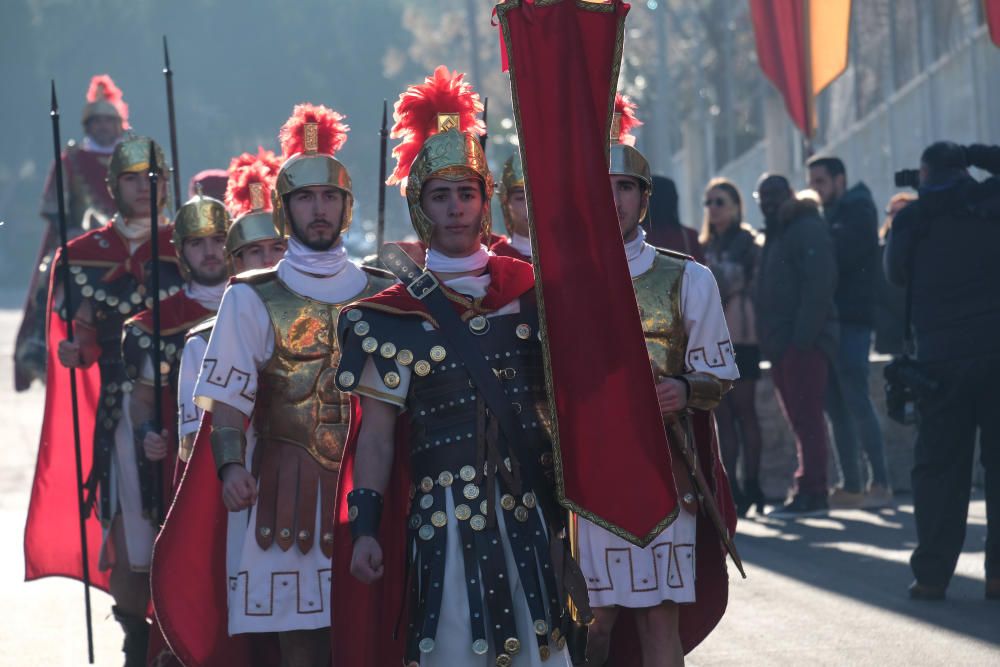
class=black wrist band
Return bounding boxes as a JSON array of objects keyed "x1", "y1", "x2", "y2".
[{"x1": 347, "y1": 488, "x2": 384, "y2": 542}]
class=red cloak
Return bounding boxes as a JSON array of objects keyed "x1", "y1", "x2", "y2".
[
  {"x1": 150, "y1": 413, "x2": 278, "y2": 666},
  {"x1": 24, "y1": 222, "x2": 177, "y2": 590}
]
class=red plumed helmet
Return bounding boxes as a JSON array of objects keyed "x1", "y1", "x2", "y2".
[
  {"x1": 278, "y1": 103, "x2": 349, "y2": 159},
  {"x1": 388, "y1": 65, "x2": 485, "y2": 187},
  {"x1": 614, "y1": 93, "x2": 641, "y2": 147},
  {"x1": 225, "y1": 148, "x2": 281, "y2": 216},
  {"x1": 84, "y1": 74, "x2": 130, "y2": 129}
]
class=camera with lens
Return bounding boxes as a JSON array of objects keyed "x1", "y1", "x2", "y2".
[
  {"x1": 894, "y1": 169, "x2": 921, "y2": 190},
  {"x1": 884, "y1": 357, "x2": 940, "y2": 425}
]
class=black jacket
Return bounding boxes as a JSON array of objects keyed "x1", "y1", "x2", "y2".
[
  {"x1": 884, "y1": 173, "x2": 1000, "y2": 362},
  {"x1": 755, "y1": 197, "x2": 839, "y2": 362},
  {"x1": 824, "y1": 182, "x2": 880, "y2": 326}
]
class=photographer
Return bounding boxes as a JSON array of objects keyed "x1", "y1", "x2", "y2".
[{"x1": 884, "y1": 141, "x2": 1000, "y2": 601}]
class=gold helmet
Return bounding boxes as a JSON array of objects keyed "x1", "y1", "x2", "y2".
[
  {"x1": 172, "y1": 193, "x2": 231, "y2": 279},
  {"x1": 224, "y1": 148, "x2": 283, "y2": 256},
  {"x1": 608, "y1": 93, "x2": 651, "y2": 191},
  {"x1": 497, "y1": 153, "x2": 525, "y2": 235},
  {"x1": 81, "y1": 74, "x2": 129, "y2": 128},
  {"x1": 272, "y1": 104, "x2": 352, "y2": 237},
  {"x1": 107, "y1": 135, "x2": 169, "y2": 211},
  {"x1": 388, "y1": 66, "x2": 492, "y2": 244}
]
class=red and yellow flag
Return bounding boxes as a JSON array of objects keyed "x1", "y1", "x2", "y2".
[{"x1": 751, "y1": 0, "x2": 851, "y2": 137}]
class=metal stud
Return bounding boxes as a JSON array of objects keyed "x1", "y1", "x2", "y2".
[
  {"x1": 522, "y1": 492, "x2": 537, "y2": 509},
  {"x1": 516, "y1": 323, "x2": 532, "y2": 340},
  {"x1": 346, "y1": 309, "x2": 362, "y2": 322},
  {"x1": 338, "y1": 371, "x2": 356, "y2": 387},
  {"x1": 419, "y1": 494, "x2": 434, "y2": 510},
  {"x1": 504, "y1": 638, "x2": 521, "y2": 654},
  {"x1": 383, "y1": 372, "x2": 401, "y2": 389},
  {"x1": 431, "y1": 511, "x2": 447, "y2": 527},
  {"x1": 397, "y1": 349, "x2": 414, "y2": 365},
  {"x1": 470, "y1": 515, "x2": 486, "y2": 531},
  {"x1": 459, "y1": 465, "x2": 476, "y2": 482},
  {"x1": 455, "y1": 504, "x2": 472, "y2": 521},
  {"x1": 500, "y1": 494, "x2": 516, "y2": 511},
  {"x1": 418, "y1": 525, "x2": 435, "y2": 541},
  {"x1": 362, "y1": 337, "x2": 379, "y2": 353},
  {"x1": 420, "y1": 477, "x2": 434, "y2": 493},
  {"x1": 429, "y1": 345, "x2": 446, "y2": 362},
  {"x1": 437, "y1": 470, "x2": 454, "y2": 487},
  {"x1": 380, "y1": 342, "x2": 397, "y2": 358},
  {"x1": 463, "y1": 483, "x2": 480, "y2": 500},
  {"x1": 418, "y1": 637, "x2": 435, "y2": 653},
  {"x1": 514, "y1": 506, "x2": 529, "y2": 522},
  {"x1": 414, "y1": 360, "x2": 431, "y2": 376},
  {"x1": 472, "y1": 639, "x2": 488, "y2": 655},
  {"x1": 353, "y1": 321, "x2": 370, "y2": 336}
]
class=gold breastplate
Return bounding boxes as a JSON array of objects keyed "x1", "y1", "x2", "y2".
[
  {"x1": 249, "y1": 271, "x2": 384, "y2": 470},
  {"x1": 632, "y1": 251, "x2": 688, "y2": 377}
]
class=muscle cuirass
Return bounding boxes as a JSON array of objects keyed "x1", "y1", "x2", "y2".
[
  {"x1": 249, "y1": 275, "x2": 359, "y2": 471},
  {"x1": 632, "y1": 250, "x2": 688, "y2": 377}
]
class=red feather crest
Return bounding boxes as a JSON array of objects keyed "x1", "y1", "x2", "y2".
[
  {"x1": 225, "y1": 147, "x2": 281, "y2": 216},
  {"x1": 614, "y1": 93, "x2": 641, "y2": 147},
  {"x1": 387, "y1": 65, "x2": 485, "y2": 186},
  {"x1": 86, "y1": 74, "x2": 130, "y2": 129},
  {"x1": 278, "y1": 103, "x2": 349, "y2": 159}
]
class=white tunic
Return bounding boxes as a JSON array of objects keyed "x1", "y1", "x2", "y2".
[
  {"x1": 354, "y1": 273, "x2": 570, "y2": 667},
  {"x1": 576, "y1": 239, "x2": 740, "y2": 608},
  {"x1": 193, "y1": 254, "x2": 369, "y2": 635}
]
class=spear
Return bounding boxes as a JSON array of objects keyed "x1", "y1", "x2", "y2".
[
  {"x1": 480, "y1": 97, "x2": 489, "y2": 154},
  {"x1": 163, "y1": 36, "x2": 181, "y2": 210},
  {"x1": 376, "y1": 99, "x2": 388, "y2": 250},
  {"x1": 147, "y1": 140, "x2": 164, "y2": 523},
  {"x1": 50, "y1": 80, "x2": 95, "y2": 664}
]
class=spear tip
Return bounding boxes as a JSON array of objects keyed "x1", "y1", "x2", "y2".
[
  {"x1": 50, "y1": 80, "x2": 58, "y2": 112},
  {"x1": 162, "y1": 35, "x2": 171, "y2": 72}
]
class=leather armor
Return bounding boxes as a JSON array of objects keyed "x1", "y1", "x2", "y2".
[{"x1": 336, "y1": 292, "x2": 568, "y2": 664}]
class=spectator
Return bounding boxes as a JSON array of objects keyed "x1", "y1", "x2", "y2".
[
  {"x1": 700, "y1": 177, "x2": 765, "y2": 516},
  {"x1": 754, "y1": 174, "x2": 838, "y2": 517},
  {"x1": 873, "y1": 193, "x2": 917, "y2": 355},
  {"x1": 643, "y1": 174, "x2": 706, "y2": 263},
  {"x1": 807, "y1": 155, "x2": 891, "y2": 509},
  {"x1": 884, "y1": 141, "x2": 1000, "y2": 601}
]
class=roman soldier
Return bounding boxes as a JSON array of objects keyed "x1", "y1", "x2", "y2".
[
  {"x1": 577, "y1": 96, "x2": 740, "y2": 665},
  {"x1": 332, "y1": 66, "x2": 590, "y2": 667},
  {"x1": 23, "y1": 135, "x2": 184, "y2": 667},
  {"x1": 15, "y1": 74, "x2": 131, "y2": 390},
  {"x1": 172, "y1": 149, "x2": 286, "y2": 465},
  {"x1": 185, "y1": 104, "x2": 391, "y2": 665},
  {"x1": 122, "y1": 187, "x2": 231, "y2": 487},
  {"x1": 491, "y1": 154, "x2": 532, "y2": 261}
]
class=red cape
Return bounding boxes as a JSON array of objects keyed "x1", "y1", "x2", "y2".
[
  {"x1": 330, "y1": 254, "x2": 536, "y2": 666},
  {"x1": 489, "y1": 236, "x2": 530, "y2": 261},
  {"x1": 24, "y1": 224, "x2": 177, "y2": 589},
  {"x1": 150, "y1": 413, "x2": 280, "y2": 666}
]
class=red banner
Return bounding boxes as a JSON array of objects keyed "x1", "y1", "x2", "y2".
[
  {"x1": 497, "y1": 0, "x2": 679, "y2": 546},
  {"x1": 988, "y1": 0, "x2": 1000, "y2": 48}
]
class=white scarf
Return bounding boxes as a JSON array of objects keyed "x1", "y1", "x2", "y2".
[
  {"x1": 425, "y1": 244, "x2": 492, "y2": 273},
  {"x1": 283, "y1": 237, "x2": 349, "y2": 277},
  {"x1": 82, "y1": 134, "x2": 121, "y2": 154},
  {"x1": 185, "y1": 280, "x2": 226, "y2": 311},
  {"x1": 509, "y1": 233, "x2": 532, "y2": 258},
  {"x1": 624, "y1": 227, "x2": 656, "y2": 278},
  {"x1": 113, "y1": 213, "x2": 153, "y2": 252}
]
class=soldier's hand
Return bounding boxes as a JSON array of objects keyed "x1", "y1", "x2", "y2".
[
  {"x1": 220, "y1": 464, "x2": 257, "y2": 512},
  {"x1": 142, "y1": 430, "x2": 169, "y2": 461},
  {"x1": 57, "y1": 340, "x2": 82, "y2": 368},
  {"x1": 655, "y1": 378, "x2": 688, "y2": 415},
  {"x1": 350, "y1": 536, "x2": 384, "y2": 584}
]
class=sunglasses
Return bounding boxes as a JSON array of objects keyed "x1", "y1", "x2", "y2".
[{"x1": 704, "y1": 197, "x2": 729, "y2": 208}]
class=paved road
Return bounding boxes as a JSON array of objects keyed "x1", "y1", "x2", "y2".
[{"x1": 0, "y1": 308, "x2": 996, "y2": 665}]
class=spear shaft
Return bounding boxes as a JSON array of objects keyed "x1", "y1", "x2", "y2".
[
  {"x1": 51, "y1": 80, "x2": 95, "y2": 665},
  {"x1": 148, "y1": 140, "x2": 164, "y2": 522},
  {"x1": 480, "y1": 97, "x2": 489, "y2": 154},
  {"x1": 163, "y1": 36, "x2": 181, "y2": 209},
  {"x1": 376, "y1": 100, "x2": 388, "y2": 250}
]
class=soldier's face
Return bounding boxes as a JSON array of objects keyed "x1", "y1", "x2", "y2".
[
  {"x1": 287, "y1": 186, "x2": 344, "y2": 251},
  {"x1": 183, "y1": 233, "x2": 228, "y2": 286},
  {"x1": 234, "y1": 238, "x2": 287, "y2": 272},
  {"x1": 85, "y1": 115, "x2": 123, "y2": 147},
  {"x1": 612, "y1": 175, "x2": 646, "y2": 242},
  {"x1": 422, "y1": 178, "x2": 486, "y2": 258},
  {"x1": 505, "y1": 187, "x2": 530, "y2": 238},
  {"x1": 116, "y1": 171, "x2": 167, "y2": 219}
]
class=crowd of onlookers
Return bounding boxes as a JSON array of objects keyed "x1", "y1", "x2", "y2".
[{"x1": 645, "y1": 142, "x2": 999, "y2": 600}]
